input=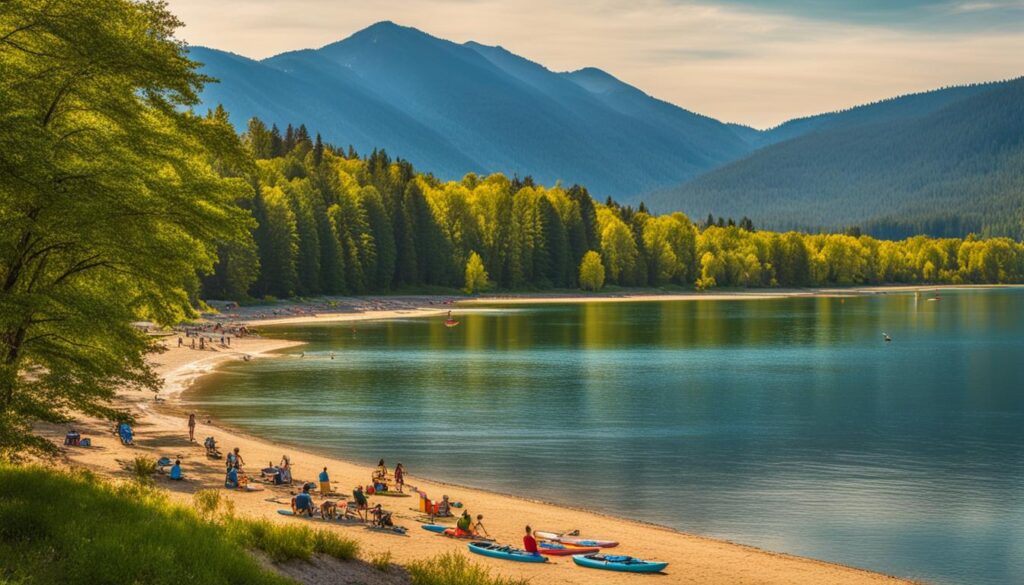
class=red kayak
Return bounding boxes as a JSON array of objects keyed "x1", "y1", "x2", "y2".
[{"x1": 539, "y1": 542, "x2": 601, "y2": 556}]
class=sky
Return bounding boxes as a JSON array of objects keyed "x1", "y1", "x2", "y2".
[{"x1": 164, "y1": 0, "x2": 1024, "y2": 128}]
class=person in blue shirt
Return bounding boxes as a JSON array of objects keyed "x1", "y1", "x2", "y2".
[
  {"x1": 224, "y1": 466, "x2": 238, "y2": 489},
  {"x1": 169, "y1": 459, "x2": 182, "y2": 481},
  {"x1": 318, "y1": 467, "x2": 331, "y2": 495},
  {"x1": 292, "y1": 485, "x2": 314, "y2": 517}
]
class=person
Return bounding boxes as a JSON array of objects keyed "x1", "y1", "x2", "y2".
[
  {"x1": 319, "y1": 467, "x2": 331, "y2": 495},
  {"x1": 187, "y1": 413, "x2": 196, "y2": 442},
  {"x1": 371, "y1": 503, "x2": 394, "y2": 528},
  {"x1": 225, "y1": 466, "x2": 239, "y2": 489},
  {"x1": 190, "y1": 337, "x2": 195, "y2": 350},
  {"x1": 455, "y1": 510, "x2": 472, "y2": 537},
  {"x1": 227, "y1": 447, "x2": 244, "y2": 470},
  {"x1": 437, "y1": 494, "x2": 452, "y2": 517},
  {"x1": 177, "y1": 336, "x2": 183, "y2": 347},
  {"x1": 292, "y1": 485, "x2": 315, "y2": 517},
  {"x1": 352, "y1": 485, "x2": 369, "y2": 521},
  {"x1": 523, "y1": 525, "x2": 539, "y2": 555},
  {"x1": 394, "y1": 463, "x2": 405, "y2": 493},
  {"x1": 374, "y1": 459, "x2": 388, "y2": 481},
  {"x1": 278, "y1": 455, "x2": 292, "y2": 484},
  {"x1": 169, "y1": 459, "x2": 182, "y2": 481},
  {"x1": 473, "y1": 514, "x2": 489, "y2": 538}
]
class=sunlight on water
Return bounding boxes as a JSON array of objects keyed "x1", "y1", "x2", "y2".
[{"x1": 187, "y1": 289, "x2": 1024, "y2": 585}]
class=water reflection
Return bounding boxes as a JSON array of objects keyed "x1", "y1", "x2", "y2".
[{"x1": 187, "y1": 290, "x2": 1024, "y2": 585}]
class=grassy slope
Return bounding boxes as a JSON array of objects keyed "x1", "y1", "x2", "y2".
[{"x1": 0, "y1": 465, "x2": 294, "y2": 585}]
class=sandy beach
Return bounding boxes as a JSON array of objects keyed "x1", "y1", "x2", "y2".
[{"x1": 39, "y1": 291, "x2": 935, "y2": 585}]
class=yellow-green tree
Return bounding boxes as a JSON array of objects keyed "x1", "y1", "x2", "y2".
[
  {"x1": 579, "y1": 251, "x2": 606, "y2": 291},
  {"x1": 0, "y1": 0, "x2": 252, "y2": 456},
  {"x1": 464, "y1": 251, "x2": 489, "y2": 294}
]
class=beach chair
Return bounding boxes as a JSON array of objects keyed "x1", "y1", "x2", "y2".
[{"x1": 118, "y1": 423, "x2": 134, "y2": 445}]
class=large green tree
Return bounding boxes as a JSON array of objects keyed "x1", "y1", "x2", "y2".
[{"x1": 0, "y1": 0, "x2": 252, "y2": 456}]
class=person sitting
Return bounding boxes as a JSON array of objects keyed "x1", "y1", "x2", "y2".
[
  {"x1": 473, "y1": 514, "x2": 489, "y2": 537},
  {"x1": 373, "y1": 459, "x2": 388, "y2": 481},
  {"x1": 523, "y1": 525, "x2": 540, "y2": 556},
  {"x1": 318, "y1": 467, "x2": 332, "y2": 495},
  {"x1": 352, "y1": 485, "x2": 369, "y2": 521},
  {"x1": 224, "y1": 466, "x2": 239, "y2": 489},
  {"x1": 292, "y1": 485, "x2": 315, "y2": 517},
  {"x1": 204, "y1": 436, "x2": 222, "y2": 459},
  {"x1": 278, "y1": 455, "x2": 292, "y2": 484},
  {"x1": 436, "y1": 495, "x2": 453, "y2": 518},
  {"x1": 370, "y1": 504, "x2": 394, "y2": 528},
  {"x1": 454, "y1": 510, "x2": 473, "y2": 537},
  {"x1": 261, "y1": 461, "x2": 281, "y2": 484},
  {"x1": 169, "y1": 459, "x2": 183, "y2": 481}
]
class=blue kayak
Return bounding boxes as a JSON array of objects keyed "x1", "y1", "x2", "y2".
[
  {"x1": 468, "y1": 542, "x2": 548, "y2": 563},
  {"x1": 421, "y1": 524, "x2": 447, "y2": 533},
  {"x1": 572, "y1": 554, "x2": 668, "y2": 573}
]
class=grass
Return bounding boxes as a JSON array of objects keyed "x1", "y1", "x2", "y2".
[
  {"x1": 370, "y1": 550, "x2": 393, "y2": 572},
  {"x1": 0, "y1": 464, "x2": 359, "y2": 585},
  {"x1": 407, "y1": 552, "x2": 530, "y2": 585},
  {"x1": 128, "y1": 455, "x2": 157, "y2": 483},
  {"x1": 0, "y1": 464, "x2": 293, "y2": 585}
]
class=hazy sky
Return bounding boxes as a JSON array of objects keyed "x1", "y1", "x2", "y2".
[{"x1": 165, "y1": 0, "x2": 1024, "y2": 128}]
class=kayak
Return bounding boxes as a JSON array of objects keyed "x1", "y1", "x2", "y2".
[
  {"x1": 535, "y1": 531, "x2": 618, "y2": 548},
  {"x1": 539, "y1": 542, "x2": 601, "y2": 556},
  {"x1": 467, "y1": 542, "x2": 548, "y2": 563},
  {"x1": 572, "y1": 554, "x2": 668, "y2": 573},
  {"x1": 421, "y1": 524, "x2": 447, "y2": 533}
]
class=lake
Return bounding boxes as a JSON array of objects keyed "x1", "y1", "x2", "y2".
[{"x1": 186, "y1": 289, "x2": 1024, "y2": 584}]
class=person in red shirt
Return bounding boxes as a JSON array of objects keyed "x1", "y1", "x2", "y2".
[{"x1": 523, "y1": 525, "x2": 539, "y2": 555}]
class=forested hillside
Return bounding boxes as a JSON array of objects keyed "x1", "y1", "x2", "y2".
[
  {"x1": 198, "y1": 116, "x2": 1024, "y2": 301},
  {"x1": 189, "y1": 21, "x2": 753, "y2": 200},
  {"x1": 647, "y1": 78, "x2": 1024, "y2": 239}
]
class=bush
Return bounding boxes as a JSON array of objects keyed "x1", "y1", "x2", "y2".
[
  {"x1": 193, "y1": 488, "x2": 234, "y2": 520},
  {"x1": 128, "y1": 456, "x2": 157, "y2": 484},
  {"x1": 0, "y1": 464, "x2": 293, "y2": 585},
  {"x1": 407, "y1": 552, "x2": 530, "y2": 585},
  {"x1": 226, "y1": 517, "x2": 358, "y2": 562}
]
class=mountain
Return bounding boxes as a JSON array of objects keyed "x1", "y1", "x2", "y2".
[
  {"x1": 647, "y1": 78, "x2": 1024, "y2": 238},
  {"x1": 190, "y1": 21, "x2": 754, "y2": 199}
]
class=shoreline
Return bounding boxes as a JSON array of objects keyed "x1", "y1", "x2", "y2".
[{"x1": 45, "y1": 296, "x2": 924, "y2": 584}]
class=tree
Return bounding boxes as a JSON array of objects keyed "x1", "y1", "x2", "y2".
[
  {"x1": 578, "y1": 251, "x2": 606, "y2": 291},
  {"x1": 464, "y1": 251, "x2": 489, "y2": 294},
  {"x1": 0, "y1": 0, "x2": 252, "y2": 457}
]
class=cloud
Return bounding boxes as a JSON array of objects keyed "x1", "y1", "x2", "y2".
[{"x1": 165, "y1": 0, "x2": 1024, "y2": 127}]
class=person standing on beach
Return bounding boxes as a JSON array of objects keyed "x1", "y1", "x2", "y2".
[
  {"x1": 319, "y1": 467, "x2": 331, "y2": 495},
  {"x1": 394, "y1": 463, "x2": 405, "y2": 493},
  {"x1": 177, "y1": 336, "x2": 183, "y2": 347},
  {"x1": 187, "y1": 413, "x2": 196, "y2": 442}
]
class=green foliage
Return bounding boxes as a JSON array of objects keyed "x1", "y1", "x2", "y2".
[
  {"x1": 226, "y1": 518, "x2": 358, "y2": 563},
  {"x1": 579, "y1": 251, "x2": 606, "y2": 291},
  {"x1": 0, "y1": 464, "x2": 293, "y2": 585},
  {"x1": 0, "y1": 0, "x2": 253, "y2": 456},
  {"x1": 464, "y1": 251, "x2": 490, "y2": 294},
  {"x1": 407, "y1": 552, "x2": 530, "y2": 585},
  {"x1": 129, "y1": 457, "x2": 157, "y2": 484},
  {"x1": 370, "y1": 550, "x2": 394, "y2": 572}
]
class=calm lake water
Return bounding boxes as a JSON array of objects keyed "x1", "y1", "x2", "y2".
[{"x1": 187, "y1": 289, "x2": 1024, "y2": 584}]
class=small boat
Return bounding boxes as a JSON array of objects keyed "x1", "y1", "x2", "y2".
[
  {"x1": 467, "y1": 542, "x2": 548, "y2": 563},
  {"x1": 539, "y1": 542, "x2": 601, "y2": 556},
  {"x1": 572, "y1": 553, "x2": 668, "y2": 573},
  {"x1": 421, "y1": 524, "x2": 447, "y2": 533},
  {"x1": 883, "y1": 332, "x2": 892, "y2": 342},
  {"x1": 535, "y1": 530, "x2": 618, "y2": 548}
]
